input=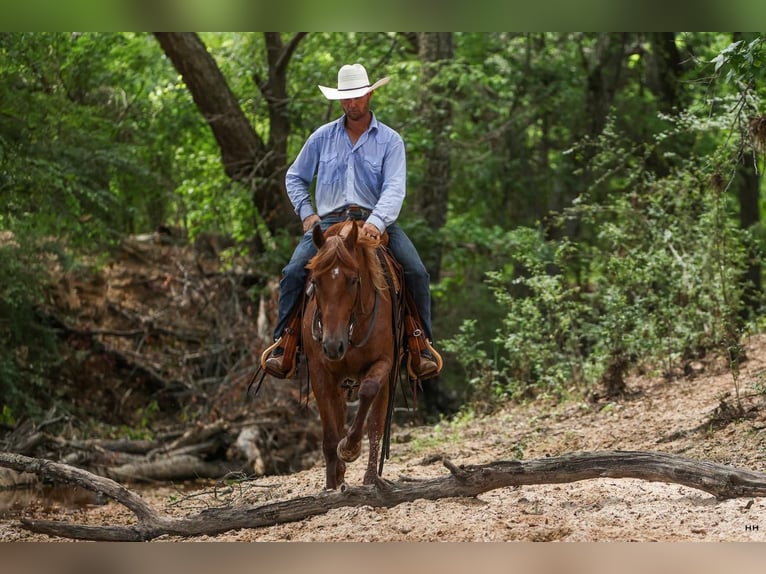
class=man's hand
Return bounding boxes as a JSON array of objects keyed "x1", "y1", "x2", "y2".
[
  {"x1": 361, "y1": 222, "x2": 381, "y2": 240},
  {"x1": 302, "y1": 214, "x2": 320, "y2": 233}
]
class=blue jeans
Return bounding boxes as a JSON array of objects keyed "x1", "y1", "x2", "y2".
[{"x1": 273, "y1": 216, "x2": 433, "y2": 342}]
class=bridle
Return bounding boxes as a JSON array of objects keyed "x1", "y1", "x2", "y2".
[{"x1": 308, "y1": 273, "x2": 380, "y2": 349}]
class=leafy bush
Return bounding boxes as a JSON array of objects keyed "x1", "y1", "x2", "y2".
[
  {"x1": 444, "y1": 108, "x2": 753, "y2": 404},
  {"x1": 0, "y1": 235, "x2": 60, "y2": 419}
]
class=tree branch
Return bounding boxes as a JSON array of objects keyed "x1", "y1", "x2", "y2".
[
  {"x1": 276, "y1": 32, "x2": 308, "y2": 74},
  {"x1": 2, "y1": 450, "x2": 766, "y2": 541}
]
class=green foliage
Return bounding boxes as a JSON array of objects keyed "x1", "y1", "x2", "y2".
[
  {"x1": 0, "y1": 235, "x2": 60, "y2": 419},
  {"x1": 445, "y1": 102, "x2": 753, "y2": 403},
  {"x1": 139, "y1": 399, "x2": 159, "y2": 426},
  {"x1": 175, "y1": 159, "x2": 253, "y2": 244},
  {"x1": 0, "y1": 405, "x2": 16, "y2": 427},
  {"x1": 2, "y1": 32, "x2": 765, "y2": 424},
  {"x1": 0, "y1": 32, "x2": 218, "y2": 247},
  {"x1": 484, "y1": 228, "x2": 587, "y2": 400},
  {"x1": 711, "y1": 36, "x2": 765, "y2": 86},
  {"x1": 431, "y1": 214, "x2": 521, "y2": 398},
  {"x1": 440, "y1": 319, "x2": 502, "y2": 408}
]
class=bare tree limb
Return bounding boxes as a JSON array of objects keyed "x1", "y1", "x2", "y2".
[
  {"x1": 275, "y1": 32, "x2": 308, "y2": 74},
  {"x1": 153, "y1": 32, "x2": 266, "y2": 180},
  {"x1": 2, "y1": 450, "x2": 766, "y2": 541},
  {"x1": 153, "y1": 32, "x2": 297, "y2": 234},
  {"x1": 0, "y1": 453, "x2": 162, "y2": 523}
]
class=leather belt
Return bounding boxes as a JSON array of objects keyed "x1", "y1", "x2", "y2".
[{"x1": 324, "y1": 205, "x2": 372, "y2": 220}]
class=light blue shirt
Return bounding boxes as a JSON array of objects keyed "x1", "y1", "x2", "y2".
[{"x1": 285, "y1": 112, "x2": 406, "y2": 233}]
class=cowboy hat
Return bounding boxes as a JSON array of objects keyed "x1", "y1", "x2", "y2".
[{"x1": 318, "y1": 63, "x2": 390, "y2": 100}]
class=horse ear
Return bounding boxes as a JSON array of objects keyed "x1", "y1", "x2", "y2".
[
  {"x1": 344, "y1": 221, "x2": 358, "y2": 250},
  {"x1": 312, "y1": 224, "x2": 325, "y2": 248}
]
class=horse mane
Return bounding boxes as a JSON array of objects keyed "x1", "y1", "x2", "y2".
[
  {"x1": 307, "y1": 224, "x2": 388, "y2": 293},
  {"x1": 356, "y1": 235, "x2": 389, "y2": 293}
]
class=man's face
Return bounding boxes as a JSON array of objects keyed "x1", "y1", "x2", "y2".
[{"x1": 340, "y1": 92, "x2": 372, "y2": 121}]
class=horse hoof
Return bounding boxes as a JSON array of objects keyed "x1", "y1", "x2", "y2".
[{"x1": 337, "y1": 438, "x2": 361, "y2": 462}]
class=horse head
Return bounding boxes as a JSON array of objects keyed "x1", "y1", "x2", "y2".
[{"x1": 308, "y1": 222, "x2": 362, "y2": 361}]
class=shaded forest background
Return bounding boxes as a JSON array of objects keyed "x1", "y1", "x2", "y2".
[{"x1": 2, "y1": 32, "x2": 766, "y2": 456}]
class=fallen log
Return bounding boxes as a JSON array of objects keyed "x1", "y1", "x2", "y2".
[
  {"x1": 104, "y1": 453, "x2": 243, "y2": 482},
  {"x1": 1, "y1": 410, "x2": 321, "y2": 484},
  {"x1": 1, "y1": 450, "x2": 765, "y2": 541}
]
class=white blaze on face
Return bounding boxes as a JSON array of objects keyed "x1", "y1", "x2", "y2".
[{"x1": 331, "y1": 266, "x2": 341, "y2": 279}]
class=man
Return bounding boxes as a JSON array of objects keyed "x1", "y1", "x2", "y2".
[{"x1": 264, "y1": 63, "x2": 439, "y2": 379}]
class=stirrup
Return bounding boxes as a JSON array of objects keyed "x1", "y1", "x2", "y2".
[
  {"x1": 260, "y1": 337, "x2": 296, "y2": 379},
  {"x1": 407, "y1": 341, "x2": 443, "y2": 381}
]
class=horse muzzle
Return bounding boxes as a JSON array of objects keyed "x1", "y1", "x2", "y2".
[
  {"x1": 312, "y1": 308, "x2": 354, "y2": 361},
  {"x1": 322, "y1": 334, "x2": 348, "y2": 361}
]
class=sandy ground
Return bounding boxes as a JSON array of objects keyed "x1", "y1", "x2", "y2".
[{"x1": 2, "y1": 336, "x2": 766, "y2": 543}]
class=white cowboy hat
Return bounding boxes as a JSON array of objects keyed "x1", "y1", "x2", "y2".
[{"x1": 318, "y1": 63, "x2": 390, "y2": 100}]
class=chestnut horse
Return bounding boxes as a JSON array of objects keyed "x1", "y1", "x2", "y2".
[{"x1": 303, "y1": 220, "x2": 402, "y2": 489}]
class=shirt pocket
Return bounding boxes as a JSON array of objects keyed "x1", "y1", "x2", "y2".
[
  {"x1": 317, "y1": 153, "x2": 340, "y2": 185},
  {"x1": 361, "y1": 155, "x2": 383, "y2": 188}
]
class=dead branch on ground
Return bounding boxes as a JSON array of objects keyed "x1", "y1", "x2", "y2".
[{"x1": 2, "y1": 450, "x2": 765, "y2": 541}]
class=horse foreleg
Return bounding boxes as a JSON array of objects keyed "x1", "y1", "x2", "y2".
[
  {"x1": 314, "y1": 378, "x2": 348, "y2": 490},
  {"x1": 322, "y1": 436, "x2": 346, "y2": 490},
  {"x1": 337, "y1": 377, "x2": 379, "y2": 463},
  {"x1": 337, "y1": 362, "x2": 389, "y2": 466},
  {"x1": 362, "y1": 380, "x2": 390, "y2": 485}
]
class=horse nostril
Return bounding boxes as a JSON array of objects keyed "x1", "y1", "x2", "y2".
[{"x1": 322, "y1": 338, "x2": 346, "y2": 360}]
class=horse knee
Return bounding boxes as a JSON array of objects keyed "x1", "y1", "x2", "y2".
[{"x1": 358, "y1": 379, "x2": 380, "y2": 402}]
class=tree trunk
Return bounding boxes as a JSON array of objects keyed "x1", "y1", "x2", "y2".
[
  {"x1": 736, "y1": 148, "x2": 762, "y2": 315},
  {"x1": 154, "y1": 33, "x2": 265, "y2": 182},
  {"x1": 643, "y1": 32, "x2": 688, "y2": 177},
  {"x1": 254, "y1": 33, "x2": 307, "y2": 233},
  {"x1": 646, "y1": 32, "x2": 684, "y2": 114},
  {"x1": 153, "y1": 32, "x2": 299, "y2": 236},
  {"x1": 3, "y1": 450, "x2": 766, "y2": 541},
  {"x1": 413, "y1": 33, "x2": 455, "y2": 417},
  {"x1": 733, "y1": 32, "x2": 763, "y2": 316},
  {"x1": 414, "y1": 32, "x2": 453, "y2": 283},
  {"x1": 581, "y1": 33, "x2": 628, "y2": 140}
]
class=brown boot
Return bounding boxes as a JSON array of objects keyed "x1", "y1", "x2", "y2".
[
  {"x1": 261, "y1": 301, "x2": 303, "y2": 378},
  {"x1": 264, "y1": 347, "x2": 288, "y2": 378},
  {"x1": 416, "y1": 349, "x2": 438, "y2": 377},
  {"x1": 261, "y1": 339, "x2": 297, "y2": 379},
  {"x1": 408, "y1": 347, "x2": 441, "y2": 380},
  {"x1": 402, "y1": 293, "x2": 442, "y2": 380}
]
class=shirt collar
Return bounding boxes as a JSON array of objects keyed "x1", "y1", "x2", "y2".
[{"x1": 368, "y1": 111, "x2": 379, "y2": 132}]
